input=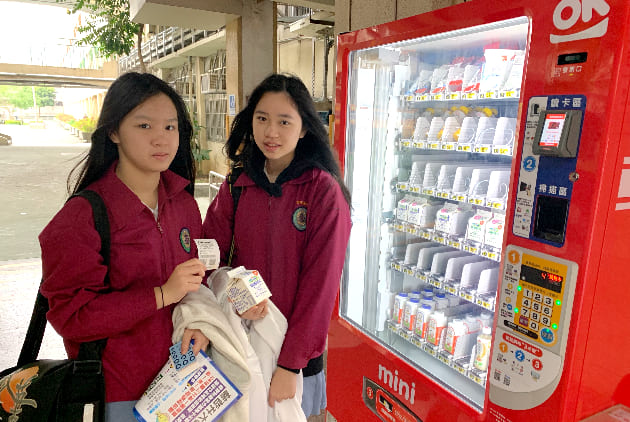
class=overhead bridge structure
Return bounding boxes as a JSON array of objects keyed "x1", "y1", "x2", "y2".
[{"x1": 0, "y1": 62, "x2": 117, "y2": 89}]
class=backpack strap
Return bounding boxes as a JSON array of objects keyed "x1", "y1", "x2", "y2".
[
  {"x1": 226, "y1": 166, "x2": 243, "y2": 267},
  {"x1": 17, "y1": 190, "x2": 110, "y2": 366}
]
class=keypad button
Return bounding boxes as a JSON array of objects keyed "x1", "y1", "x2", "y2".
[
  {"x1": 542, "y1": 306, "x2": 553, "y2": 316},
  {"x1": 531, "y1": 312, "x2": 540, "y2": 322},
  {"x1": 532, "y1": 302, "x2": 541, "y2": 312},
  {"x1": 529, "y1": 320, "x2": 539, "y2": 331},
  {"x1": 521, "y1": 308, "x2": 530, "y2": 318},
  {"x1": 533, "y1": 292, "x2": 543, "y2": 303},
  {"x1": 523, "y1": 288, "x2": 533, "y2": 299},
  {"x1": 522, "y1": 298, "x2": 531, "y2": 308},
  {"x1": 543, "y1": 296, "x2": 554, "y2": 307},
  {"x1": 540, "y1": 316, "x2": 551, "y2": 326}
]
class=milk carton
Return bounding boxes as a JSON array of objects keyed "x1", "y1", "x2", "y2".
[
  {"x1": 465, "y1": 210, "x2": 493, "y2": 245},
  {"x1": 225, "y1": 266, "x2": 272, "y2": 314},
  {"x1": 484, "y1": 214, "x2": 506, "y2": 249}
]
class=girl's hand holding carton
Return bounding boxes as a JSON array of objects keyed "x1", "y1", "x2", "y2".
[{"x1": 226, "y1": 266, "x2": 272, "y2": 320}]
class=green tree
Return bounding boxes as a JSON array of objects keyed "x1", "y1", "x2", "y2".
[
  {"x1": 0, "y1": 86, "x2": 56, "y2": 109},
  {"x1": 61, "y1": 0, "x2": 146, "y2": 72}
]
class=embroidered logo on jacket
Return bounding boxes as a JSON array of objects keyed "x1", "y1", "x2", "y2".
[
  {"x1": 0, "y1": 365, "x2": 39, "y2": 419},
  {"x1": 180, "y1": 228, "x2": 191, "y2": 252},
  {"x1": 292, "y1": 206, "x2": 307, "y2": 231}
]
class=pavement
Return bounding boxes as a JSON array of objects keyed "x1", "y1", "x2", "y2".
[{"x1": 0, "y1": 122, "x2": 211, "y2": 371}]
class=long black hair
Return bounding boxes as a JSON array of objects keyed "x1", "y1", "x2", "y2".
[
  {"x1": 68, "y1": 72, "x2": 195, "y2": 196},
  {"x1": 225, "y1": 73, "x2": 350, "y2": 204}
]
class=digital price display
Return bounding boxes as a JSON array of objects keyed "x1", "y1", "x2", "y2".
[{"x1": 520, "y1": 264, "x2": 563, "y2": 293}]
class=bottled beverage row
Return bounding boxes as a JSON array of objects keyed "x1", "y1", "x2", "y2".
[
  {"x1": 402, "y1": 109, "x2": 518, "y2": 157},
  {"x1": 389, "y1": 242, "x2": 499, "y2": 311},
  {"x1": 396, "y1": 159, "x2": 511, "y2": 210},
  {"x1": 394, "y1": 48, "x2": 525, "y2": 101},
  {"x1": 387, "y1": 286, "x2": 494, "y2": 387}
]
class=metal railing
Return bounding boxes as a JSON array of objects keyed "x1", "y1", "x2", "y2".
[
  {"x1": 209, "y1": 171, "x2": 226, "y2": 202},
  {"x1": 119, "y1": 27, "x2": 218, "y2": 73}
]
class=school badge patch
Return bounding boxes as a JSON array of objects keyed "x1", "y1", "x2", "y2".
[
  {"x1": 180, "y1": 228, "x2": 191, "y2": 252},
  {"x1": 292, "y1": 206, "x2": 307, "y2": 231}
]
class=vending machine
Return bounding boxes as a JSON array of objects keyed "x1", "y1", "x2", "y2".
[{"x1": 328, "y1": 0, "x2": 630, "y2": 421}]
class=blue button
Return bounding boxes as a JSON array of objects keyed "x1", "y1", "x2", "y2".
[
  {"x1": 515, "y1": 350, "x2": 525, "y2": 362},
  {"x1": 540, "y1": 328, "x2": 554, "y2": 343},
  {"x1": 507, "y1": 304, "x2": 513, "y2": 310}
]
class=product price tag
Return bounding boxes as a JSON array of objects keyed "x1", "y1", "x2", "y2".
[
  {"x1": 416, "y1": 273, "x2": 427, "y2": 281},
  {"x1": 421, "y1": 231, "x2": 432, "y2": 240},
  {"x1": 396, "y1": 182, "x2": 408, "y2": 191},
  {"x1": 459, "y1": 291, "x2": 475, "y2": 303},
  {"x1": 411, "y1": 336, "x2": 424, "y2": 348},
  {"x1": 447, "y1": 239, "x2": 461, "y2": 249},
  {"x1": 473, "y1": 145, "x2": 491, "y2": 154},
  {"x1": 456, "y1": 143, "x2": 473, "y2": 152},
  {"x1": 401, "y1": 140, "x2": 412, "y2": 148},
  {"x1": 492, "y1": 146, "x2": 513, "y2": 156},
  {"x1": 429, "y1": 142, "x2": 441, "y2": 150},
  {"x1": 432, "y1": 94, "x2": 444, "y2": 101},
  {"x1": 468, "y1": 372, "x2": 485, "y2": 386},
  {"x1": 445, "y1": 93, "x2": 461, "y2": 101},
  {"x1": 409, "y1": 185, "x2": 421, "y2": 193},
  {"x1": 463, "y1": 92, "x2": 478, "y2": 100},
  {"x1": 444, "y1": 285, "x2": 458, "y2": 295},
  {"x1": 438, "y1": 354, "x2": 451, "y2": 366},
  {"x1": 422, "y1": 188, "x2": 434, "y2": 196},
  {"x1": 482, "y1": 91, "x2": 498, "y2": 99},
  {"x1": 406, "y1": 95, "x2": 414, "y2": 102},
  {"x1": 394, "y1": 223, "x2": 404, "y2": 232},
  {"x1": 441, "y1": 142, "x2": 456, "y2": 151},
  {"x1": 428, "y1": 279, "x2": 443, "y2": 289},
  {"x1": 499, "y1": 90, "x2": 519, "y2": 99},
  {"x1": 423, "y1": 343, "x2": 437, "y2": 356}
]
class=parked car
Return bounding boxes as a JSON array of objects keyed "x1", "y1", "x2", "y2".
[{"x1": 0, "y1": 133, "x2": 12, "y2": 146}]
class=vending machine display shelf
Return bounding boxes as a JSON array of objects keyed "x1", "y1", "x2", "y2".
[
  {"x1": 386, "y1": 321, "x2": 488, "y2": 387},
  {"x1": 389, "y1": 262, "x2": 498, "y2": 312},
  {"x1": 399, "y1": 139, "x2": 514, "y2": 157},
  {"x1": 395, "y1": 184, "x2": 508, "y2": 212},
  {"x1": 403, "y1": 90, "x2": 520, "y2": 103},
  {"x1": 392, "y1": 222, "x2": 503, "y2": 262}
]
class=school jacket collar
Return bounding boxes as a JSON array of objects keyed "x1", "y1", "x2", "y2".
[
  {"x1": 93, "y1": 162, "x2": 192, "y2": 227},
  {"x1": 241, "y1": 149, "x2": 319, "y2": 197}
]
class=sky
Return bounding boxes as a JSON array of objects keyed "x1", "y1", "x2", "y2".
[
  {"x1": 0, "y1": 0, "x2": 87, "y2": 66},
  {"x1": 0, "y1": 1, "x2": 104, "y2": 103}
]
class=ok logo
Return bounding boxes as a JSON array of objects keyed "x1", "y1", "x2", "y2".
[{"x1": 550, "y1": 0, "x2": 610, "y2": 43}]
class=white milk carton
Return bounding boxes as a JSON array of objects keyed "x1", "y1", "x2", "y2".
[
  {"x1": 408, "y1": 199, "x2": 443, "y2": 227},
  {"x1": 434, "y1": 203, "x2": 475, "y2": 236},
  {"x1": 397, "y1": 195, "x2": 414, "y2": 222},
  {"x1": 484, "y1": 214, "x2": 506, "y2": 249},
  {"x1": 226, "y1": 266, "x2": 272, "y2": 314},
  {"x1": 465, "y1": 210, "x2": 494, "y2": 244}
]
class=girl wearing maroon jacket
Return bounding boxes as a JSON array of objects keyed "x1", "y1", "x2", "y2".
[
  {"x1": 203, "y1": 73, "x2": 352, "y2": 417},
  {"x1": 40, "y1": 73, "x2": 209, "y2": 421}
]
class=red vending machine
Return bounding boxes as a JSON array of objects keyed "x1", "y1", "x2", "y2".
[{"x1": 328, "y1": 0, "x2": 630, "y2": 421}]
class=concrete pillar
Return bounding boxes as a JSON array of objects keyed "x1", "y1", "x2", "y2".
[{"x1": 216, "y1": 0, "x2": 276, "y2": 175}]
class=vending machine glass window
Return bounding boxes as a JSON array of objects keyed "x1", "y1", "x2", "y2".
[{"x1": 340, "y1": 17, "x2": 529, "y2": 410}]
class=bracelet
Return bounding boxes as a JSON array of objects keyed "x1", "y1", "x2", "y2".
[{"x1": 159, "y1": 286, "x2": 165, "y2": 308}]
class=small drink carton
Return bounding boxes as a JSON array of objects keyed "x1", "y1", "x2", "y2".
[{"x1": 226, "y1": 266, "x2": 272, "y2": 314}]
